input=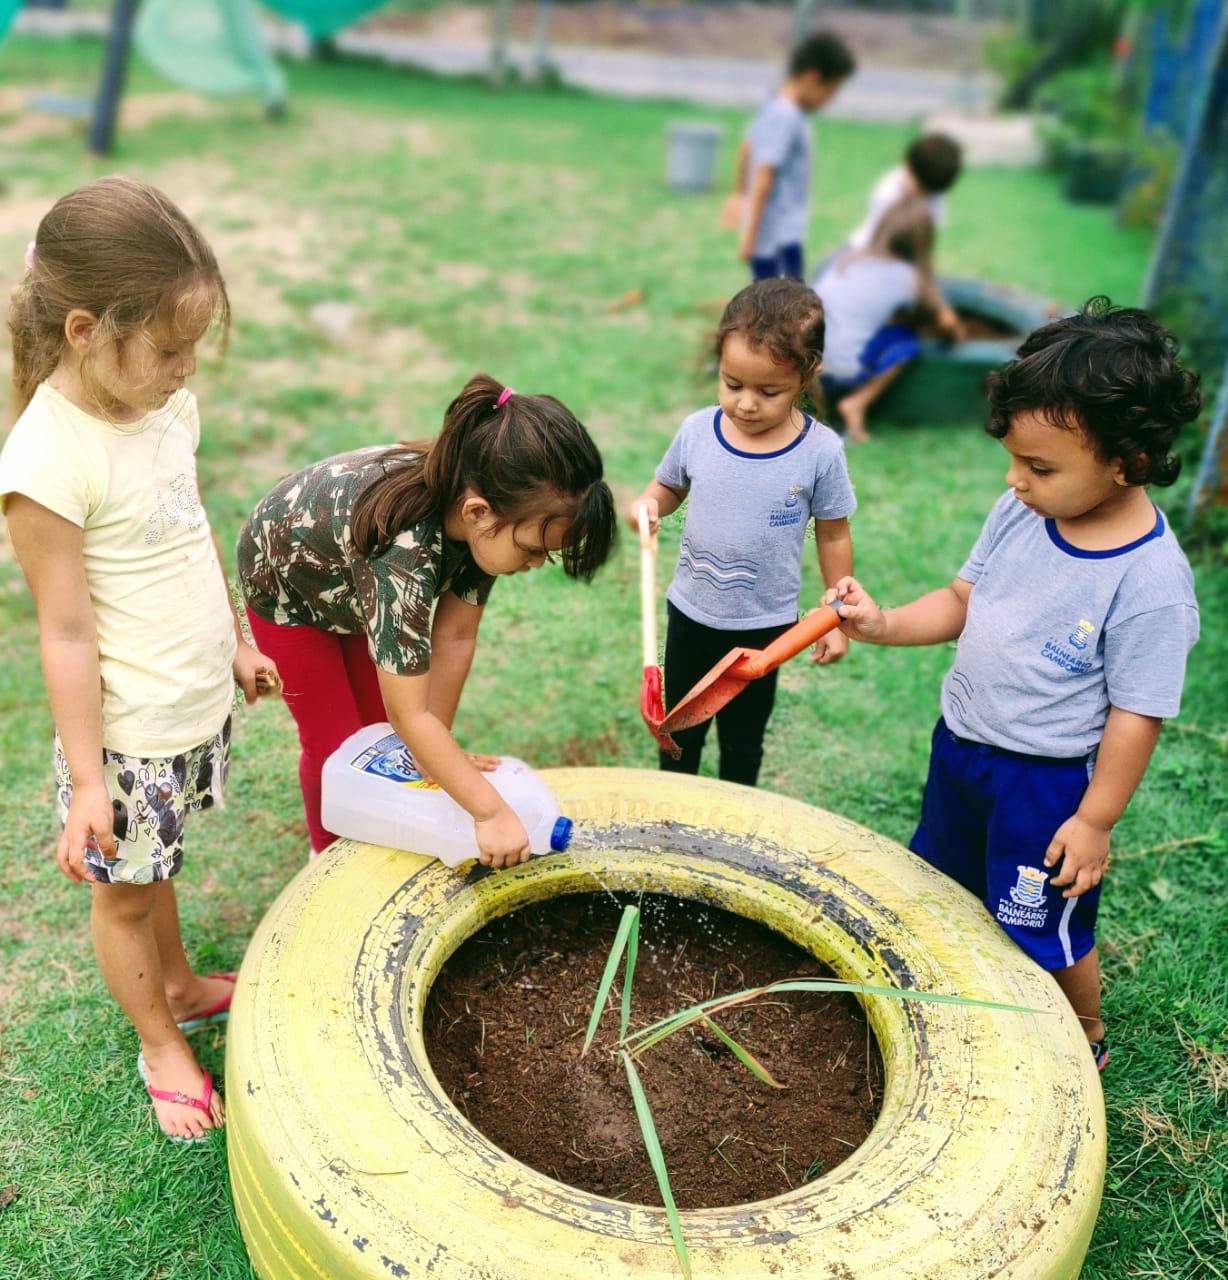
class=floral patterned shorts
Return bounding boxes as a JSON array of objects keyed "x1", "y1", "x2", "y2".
[{"x1": 53, "y1": 718, "x2": 231, "y2": 885}]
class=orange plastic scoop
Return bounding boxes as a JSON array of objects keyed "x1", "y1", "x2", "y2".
[{"x1": 657, "y1": 602, "x2": 844, "y2": 737}]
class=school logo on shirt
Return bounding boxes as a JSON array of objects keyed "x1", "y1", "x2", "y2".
[
  {"x1": 1067, "y1": 619, "x2": 1095, "y2": 651},
  {"x1": 1040, "y1": 617, "x2": 1096, "y2": 674},
  {"x1": 768, "y1": 486, "x2": 805, "y2": 528}
]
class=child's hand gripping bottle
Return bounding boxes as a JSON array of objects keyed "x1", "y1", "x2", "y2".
[{"x1": 320, "y1": 723, "x2": 573, "y2": 867}]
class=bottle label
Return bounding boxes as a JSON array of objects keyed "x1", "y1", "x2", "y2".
[{"x1": 348, "y1": 732, "x2": 440, "y2": 790}]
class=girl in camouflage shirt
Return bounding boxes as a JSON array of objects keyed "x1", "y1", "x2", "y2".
[{"x1": 238, "y1": 373, "x2": 615, "y2": 863}]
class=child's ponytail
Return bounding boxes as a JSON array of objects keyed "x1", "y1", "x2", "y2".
[
  {"x1": 351, "y1": 374, "x2": 616, "y2": 580},
  {"x1": 558, "y1": 477, "x2": 616, "y2": 582},
  {"x1": 420, "y1": 373, "x2": 509, "y2": 502},
  {"x1": 349, "y1": 374, "x2": 508, "y2": 555},
  {"x1": 8, "y1": 271, "x2": 59, "y2": 414}
]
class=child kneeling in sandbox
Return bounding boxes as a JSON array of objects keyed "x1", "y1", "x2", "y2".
[{"x1": 831, "y1": 297, "x2": 1201, "y2": 1071}]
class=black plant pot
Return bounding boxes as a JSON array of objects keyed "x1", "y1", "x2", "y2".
[{"x1": 1063, "y1": 142, "x2": 1133, "y2": 205}]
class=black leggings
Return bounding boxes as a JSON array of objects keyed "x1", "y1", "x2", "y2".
[{"x1": 659, "y1": 601, "x2": 792, "y2": 788}]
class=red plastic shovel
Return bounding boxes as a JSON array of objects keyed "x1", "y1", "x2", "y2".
[
  {"x1": 657, "y1": 601, "x2": 845, "y2": 737},
  {"x1": 638, "y1": 506, "x2": 681, "y2": 759}
]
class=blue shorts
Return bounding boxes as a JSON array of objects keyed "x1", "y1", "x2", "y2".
[
  {"x1": 751, "y1": 243, "x2": 804, "y2": 282},
  {"x1": 822, "y1": 322, "x2": 921, "y2": 395},
  {"x1": 910, "y1": 718, "x2": 1099, "y2": 971}
]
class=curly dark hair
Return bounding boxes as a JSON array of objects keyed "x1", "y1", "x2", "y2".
[
  {"x1": 985, "y1": 296, "x2": 1202, "y2": 487},
  {"x1": 714, "y1": 278, "x2": 826, "y2": 400}
]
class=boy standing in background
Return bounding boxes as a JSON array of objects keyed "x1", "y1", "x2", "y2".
[{"x1": 723, "y1": 31, "x2": 856, "y2": 282}]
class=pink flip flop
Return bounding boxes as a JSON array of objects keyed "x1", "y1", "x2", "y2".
[
  {"x1": 177, "y1": 971, "x2": 237, "y2": 1033},
  {"x1": 136, "y1": 1053, "x2": 220, "y2": 1144}
]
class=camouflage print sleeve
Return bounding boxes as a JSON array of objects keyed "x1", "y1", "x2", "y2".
[
  {"x1": 441, "y1": 540, "x2": 496, "y2": 608},
  {"x1": 460, "y1": 578, "x2": 495, "y2": 608},
  {"x1": 237, "y1": 449, "x2": 488, "y2": 670},
  {"x1": 350, "y1": 524, "x2": 443, "y2": 675}
]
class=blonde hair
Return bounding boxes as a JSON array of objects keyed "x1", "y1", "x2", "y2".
[{"x1": 10, "y1": 175, "x2": 229, "y2": 414}]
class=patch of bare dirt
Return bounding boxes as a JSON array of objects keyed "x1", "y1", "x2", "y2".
[
  {"x1": 0, "y1": 87, "x2": 220, "y2": 147},
  {"x1": 364, "y1": 2, "x2": 989, "y2": 68},
  {"x1": 310, "y1": 112, "x2": 441, "y2": 156},
  {"x1": 118, "y1": 91, "x2": 224, "y2": 128}
]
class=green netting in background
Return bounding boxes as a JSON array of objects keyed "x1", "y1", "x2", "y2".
[
  {"x1": 134, "y1": 0, "x2": 285, "y2": 105},
  {"x1": 261, "y1": 0, "x2": 389, "y2": 40},
  {"x1": 0, "y1": 0, "x2": 23, "y2": 41},
  {"x1": 0, "y1": 0, "x2": 392, "y2": 46}
]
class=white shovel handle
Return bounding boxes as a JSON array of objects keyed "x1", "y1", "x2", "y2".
[{"x1": 637, "y1": 505, "x2": 657, "y2": 669}]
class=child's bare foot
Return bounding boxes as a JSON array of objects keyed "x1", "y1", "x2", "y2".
[
  {"x1": 167, "y1": 971, "x2": 236, "y2": 1026},
  {"x1": 138, "y1": 1042, "x2": 224, "y2": 1140},
  {"x1": 837, "y1": 396, "x2": 870, "y2": 444},
  {"x1": 1082, "y1": 1017, "x2": 1106, "y2": 1046}
]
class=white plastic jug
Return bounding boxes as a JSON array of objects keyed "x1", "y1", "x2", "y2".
[{"x1": 320, "y1": 723, "x2": 573, "y2": 867}]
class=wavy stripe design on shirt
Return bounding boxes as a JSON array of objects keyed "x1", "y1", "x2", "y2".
[
  {"x1": 678, "y1": 539, "x2": 757, "y2": 591},
  {"x1": 949, "y1": 670, "x2": 974, "y2": 699}
]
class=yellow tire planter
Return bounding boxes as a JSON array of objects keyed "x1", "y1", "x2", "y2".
[{"x1": 227, "y1": 768, "x2": 1105, "y2": 1280}]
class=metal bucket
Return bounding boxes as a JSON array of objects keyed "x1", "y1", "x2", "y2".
[{"x1": 665, "y1": 120, "x2": 724, "y2": 192}]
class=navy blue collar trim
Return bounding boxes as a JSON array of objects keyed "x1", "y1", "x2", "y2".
[
  {"x1": 712, "y1": 407, "x2": 811, "y2": 459},
  {"x1": 1044, "y1": 505, "x2": 1165, "y2": 559}
]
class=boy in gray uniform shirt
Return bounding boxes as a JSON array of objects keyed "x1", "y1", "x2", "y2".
[
  {"x1": 723, "y1": 31, "x2": 856, "y2": 282},
  {"x1": 832, "y1": 297, "x2": 1202, "y2": 1072}
]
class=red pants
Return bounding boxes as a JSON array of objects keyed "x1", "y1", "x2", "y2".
[{"x1": 246, "y1": 610, "x2": 386, "y2": 852}]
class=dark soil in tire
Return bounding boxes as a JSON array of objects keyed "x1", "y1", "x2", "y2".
[
  {"x1": 424, "y1": 892, "x2": 884, "y2": 1209},
  {"x1": 920, "y1": 310, "x2": 1019, "y2": 340}
]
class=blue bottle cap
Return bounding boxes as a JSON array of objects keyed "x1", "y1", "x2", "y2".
[{"x1": 550, "y1": 816, "x2": 573, "y2": 852}]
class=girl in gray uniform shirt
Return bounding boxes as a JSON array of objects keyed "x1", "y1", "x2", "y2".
[{"x1": 628, "y1": 279, "x2": 856, "y2": 786}]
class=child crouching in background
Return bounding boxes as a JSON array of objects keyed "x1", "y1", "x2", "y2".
[{"x1": 814, "y1": 196, "x2": 959, "y2": 442}]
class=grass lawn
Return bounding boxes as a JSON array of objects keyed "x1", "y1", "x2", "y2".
[{"x1": 0, "y1": 37, "x2": 1225, "y2": 1280}]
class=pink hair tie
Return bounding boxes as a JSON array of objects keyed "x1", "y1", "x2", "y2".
[
  {"x1": 24, "y1": 240, "x2": 36, "y2": 271},
  {"x1": 496, "y1": 386, "x2": 514, "y2": 408}
]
